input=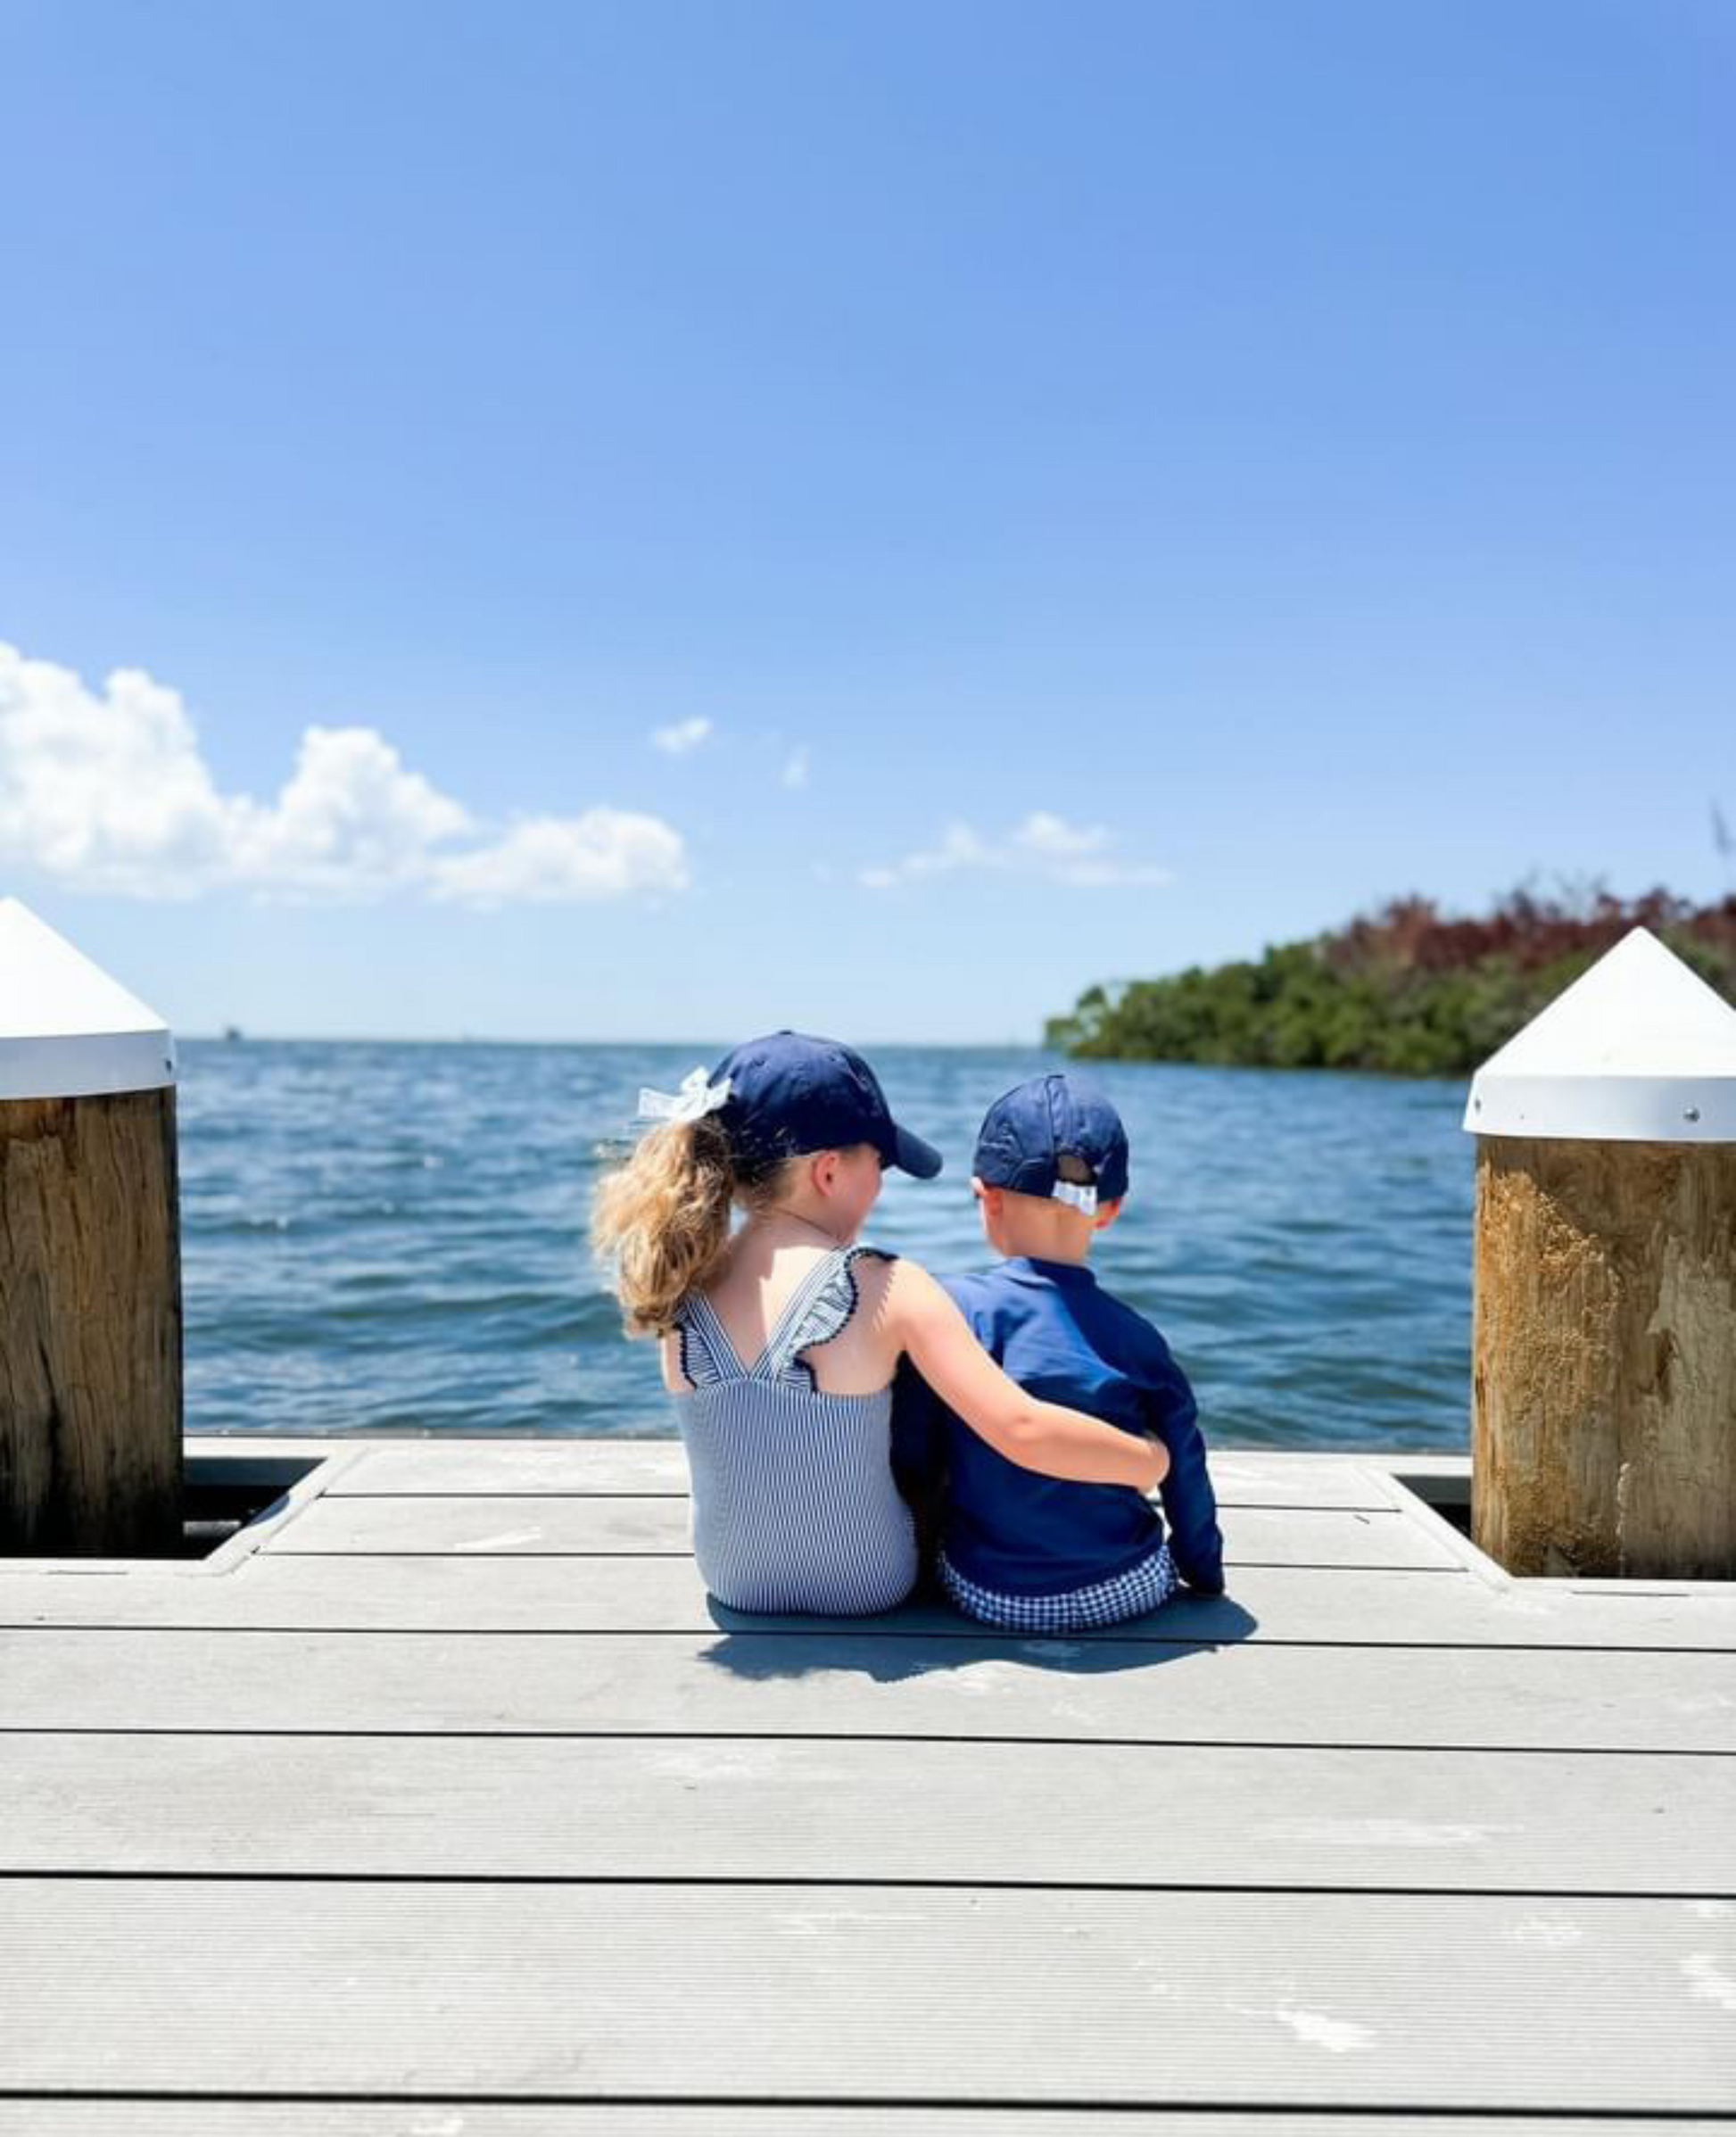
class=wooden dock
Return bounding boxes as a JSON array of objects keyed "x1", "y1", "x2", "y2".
[{"x1": 3, "y1": 1435, "x2": 1732, "y2": 2133}]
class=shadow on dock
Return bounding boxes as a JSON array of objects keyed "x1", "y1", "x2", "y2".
[{"x1": 700, "y1": 1592, "x2": 1260, "y2": 1683}]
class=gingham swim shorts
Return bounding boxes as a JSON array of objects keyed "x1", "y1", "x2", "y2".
[{"x1": 938, "y1": 1541, "x2": 1179, "y2": 1632}]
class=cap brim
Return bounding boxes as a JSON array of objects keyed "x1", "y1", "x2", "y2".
[{"x1": 889, "y1": 1121, "x2": 944, "y2": 1179}]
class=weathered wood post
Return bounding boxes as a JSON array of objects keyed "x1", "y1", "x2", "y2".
[
  {"x1": 1463, "y1": 927, "x2": 1736, "y2": 1578},
  {"x1": 1, "y1": 898, "x2": 183, "y2": 1553}
]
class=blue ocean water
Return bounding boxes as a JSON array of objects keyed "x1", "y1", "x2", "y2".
[{"x1": 178, "y1": 1040, "x2": 1476, "y2": 1450}]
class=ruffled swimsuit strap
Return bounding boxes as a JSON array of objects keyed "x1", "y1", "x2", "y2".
[
  {"x1": 763, "y1": 1244, "x2": 896, "y2": 1388},
  {"x1": 674, "y1": 1291, "x2": 738, "y2": 1387}
]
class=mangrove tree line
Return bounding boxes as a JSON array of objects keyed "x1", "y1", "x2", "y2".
[{"x1": 1046, "y1": 886, "x2": 1736, "y2": 1077}]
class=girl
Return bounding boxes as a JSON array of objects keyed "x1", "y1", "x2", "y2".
[{"x1": 591, "y1": 1029, "x2": 1168, "y2": 1614}]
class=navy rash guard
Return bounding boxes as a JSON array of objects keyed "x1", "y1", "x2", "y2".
[{"x1": 892, "y1": 1255, "x2": 1225, "y2": 1596}]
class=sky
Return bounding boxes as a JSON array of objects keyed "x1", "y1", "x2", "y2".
[{"x1": 2, "y1": 0, "x2": 1732, "y2": 1044}]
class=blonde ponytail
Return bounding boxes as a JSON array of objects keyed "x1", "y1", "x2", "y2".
[{"x1": 591, "y1": 1116, "x2": 739, "y2": 1337}]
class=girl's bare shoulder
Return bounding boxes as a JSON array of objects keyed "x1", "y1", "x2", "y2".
[{"x1": 874, "y1": 1253, "x2": 951, "y2": 1328}]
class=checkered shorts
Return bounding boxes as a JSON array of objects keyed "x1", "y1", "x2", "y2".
[{"x1": 938, "y1": 1542, "x2": 1179, "y2": 1632}]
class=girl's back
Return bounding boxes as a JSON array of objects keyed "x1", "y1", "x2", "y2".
[{"x1": 668, "y1": 1240, "x2": 916, "y2": 1613}]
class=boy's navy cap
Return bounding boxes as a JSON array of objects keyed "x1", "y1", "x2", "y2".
[
  {"x1": 973, "y1": 1072, "x2": 1129, "y2": 1203},
  {"x1": 710, "y1": 1031, "x2": 944, "y2": 1179}
]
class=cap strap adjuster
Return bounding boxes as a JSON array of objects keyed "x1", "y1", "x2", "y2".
[{"x1": 1051, "y1": 1180, "x2": 1098, "y2": 1215}]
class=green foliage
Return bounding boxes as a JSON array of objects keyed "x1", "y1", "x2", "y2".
[{"x1": 1049, "y1": 887, "x2": 1736, "y2": 1078}]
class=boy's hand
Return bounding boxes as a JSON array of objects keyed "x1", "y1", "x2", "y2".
[{"x1": 1141, "y1": 1431, "x2": 1170, "y2": 1491}]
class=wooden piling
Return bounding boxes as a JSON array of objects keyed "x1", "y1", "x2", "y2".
[
  {"x1": 1, "y1": 899, "x2": 182, "y2": 1553},
  {"x1": 1465, "y1": 929, "x2": 1736, "y2": 1578}
]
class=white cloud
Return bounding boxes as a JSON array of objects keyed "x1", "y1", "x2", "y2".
[
  {"x1": 0, "y1": 642, "x2": 689, "y2": 906},
  {"x1": 230, "y1": 725, "x2": 474, "y2": 896},
  {"x1": 782, "y1": 746, "x2": 810, "y2": 790},
  {"x1": 1013, "y1": 811, "x2": 1109, "y2": 861},
  {"x1": 650, "y1": 716, "x2": 712, "y2": 757},
  {"x1": 0, "y1": 649, "x2": 253, "y2": 897},
  {"x1": 431, "y1": 810, "x2": 688, "y2": 906},
  {"x1": 860, "y1": 812, "x2": 1172, "y2": 892}
]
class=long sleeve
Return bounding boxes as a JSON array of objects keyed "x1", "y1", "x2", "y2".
[{"x1": 1140, "y1": 1332, "x2": 1225, "y2": 1593}]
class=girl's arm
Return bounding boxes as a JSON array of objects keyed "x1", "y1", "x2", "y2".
[{"x1": 886, "y1": 1262, "x2": 1169, "y2": 1491}]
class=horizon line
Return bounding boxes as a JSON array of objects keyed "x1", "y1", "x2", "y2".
[{"x1": 177, "y1": 1031, "x2": 1060, "y2": 1051}]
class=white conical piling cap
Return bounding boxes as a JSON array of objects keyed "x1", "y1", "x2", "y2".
[
  {"x1": 1464, "y1": 926, "x2": 1736, "y2": 1142},
  {"x1": 0, "y1": 898, "x2": 176, "y2": 1100}
]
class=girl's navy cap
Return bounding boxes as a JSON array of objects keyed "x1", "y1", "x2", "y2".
[
  {"x1": 710, "y1": 1031, "x2": 944, "y2": 1179},
  {"x1": 973, "y1": 1072, "x2": 1130, "y2": 1202}
]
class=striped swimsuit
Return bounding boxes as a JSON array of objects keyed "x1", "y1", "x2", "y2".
[{"x1": 670, "y1": 1246, "x2": 918, "y2": 1615}]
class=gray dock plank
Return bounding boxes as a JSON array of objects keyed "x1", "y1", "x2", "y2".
[
  {"x1": 6, "y1": 2114, "x2": 1728, "y2": 2137},
  {"x1": 4, "y1": 1625, "x2": 1730, "y2": 1750},
  {"x1": 260, "y1": 1494, "x2": 1462, "y2": 1570},
  {"x1": 324, "y1": 1439, "x2": 1402, "y2": 1510},
  {"x1": 4, "y1": 1552, "x2": 1732, "y2": 1650},
  {"x1": 10, "y1": 1438, "x2": 1734, "y2": 2131},
  {"x1": 4, "y1": 1731, "x2": 1729, "y2": 1892},
  {"x1": 2, "y1": 1881, "x2": 1730, "y2": 2110}
]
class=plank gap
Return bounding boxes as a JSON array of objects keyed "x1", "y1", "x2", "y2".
[
  {"x1": 4, "y1": 1868, "x2": 1729, "y2": 1903},
  {"x1": 5, "y1": 1622, "x2": 1732, "y2": 1655},
  {"x1": 0, "y1": 2089, "x2": 1723, "y2": 2120},
  {"x1": 4, "y1": 1725, "x2": 1732, "y2": 1756}
]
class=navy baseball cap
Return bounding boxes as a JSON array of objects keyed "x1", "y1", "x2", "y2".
[
  {"x1": 972, "y1": 1072, "x2": 1129, "y2": 1207},
  {"x1": 711, "y1": 1031, "x2": 944, "y2": 1179}
]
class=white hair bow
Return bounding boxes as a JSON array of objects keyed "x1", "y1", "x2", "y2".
[{"x1": 637, "y1": 1066, "x2": 732, "y2": 1126}]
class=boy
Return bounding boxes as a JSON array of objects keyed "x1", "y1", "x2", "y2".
[{"x1": 892, "y1": 1072, "x2": 1223, "y2": 1629}]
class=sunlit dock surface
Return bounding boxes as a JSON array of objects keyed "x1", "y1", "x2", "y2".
[{"x1": 3, "y1": 1437, "x2": 1732, "y2": 2134}]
